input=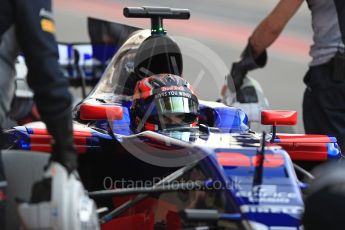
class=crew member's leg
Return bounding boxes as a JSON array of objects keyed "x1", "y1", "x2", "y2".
[
  {"x1": 0, "y1": 26, "x2": 19, "y2": 229},
  {"x1": 0, "y1": 26, "x2": 17, "y2": 128},
  {"x1": 303, "y1": 62, "x2": 345, "y2": 152}
]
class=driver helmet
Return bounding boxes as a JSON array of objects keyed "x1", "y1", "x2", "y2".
[{"x1": 131, "y1": 74, "x2": 199, "y2": 131}]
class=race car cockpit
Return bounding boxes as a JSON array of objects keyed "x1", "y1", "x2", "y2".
[{"x1": 74, "y1": 7, "x2": 249, "y2": 135}]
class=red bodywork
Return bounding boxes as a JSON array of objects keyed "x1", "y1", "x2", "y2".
[
  {"x1": 261, "y1": 110, "x2": 297, "y2": 126},
  {"x1": 80, "y1": 103, "x2": 123, "y2": 120},
  {"x1": 102, "y1": 196, "x2": 181, "y2": 230},
  {"x1": 217, "y1": 152, "x2": 285, "y2": 167},
  {"x1": 261, "y1": 110, "x2": 332, "y2": 161},
  {"x1": 274, "y1": 134, "x2": 330, "y2": 161},
  {"x1": 28, "y1": 128, "x2": 92, "y2": 154}
]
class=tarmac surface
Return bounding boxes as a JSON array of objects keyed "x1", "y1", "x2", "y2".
[{"x1": 54, "y1": 0, "x2": 313, "y2": 133}]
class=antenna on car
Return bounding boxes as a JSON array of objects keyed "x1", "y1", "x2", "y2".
[
  {"x1": 123, "y1": 6, "x2": 190, "y2": 35},
  {"x1": 253, "y1": 132, "x2": 266, "y2": 186}
]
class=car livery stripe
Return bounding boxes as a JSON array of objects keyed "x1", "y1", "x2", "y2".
[
  {"x1": 275, "y1": 134, "x2": 333, "y2": 143},
  {"x1": 30, "y1": 143, "x2": 89, "y2": 154},
  {"x1": 217, "y1": 152, "x2": 284, "y2": 167},
  {"x1": 27, "y1": 128, "x2": 94, "y2": 154},
  {"x1": 28, "y1": 128, "x2": 93, "y2": 137},
  {"x1": 240, "y1": 205, "x2": 304, "y2": 215}
]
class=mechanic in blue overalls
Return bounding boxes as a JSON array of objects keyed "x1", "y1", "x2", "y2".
[
  {"x1": 0, "y1": 0, "x2": 98, "y2": 229},
  {"x1": 228, "y1": 0, "x2": 345, "y2": 153}
]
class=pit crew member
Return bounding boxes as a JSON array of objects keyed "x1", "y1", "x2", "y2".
[
  {"x1": 227, "y1": 0, "x2": 345, "y2": 152},
  {"x1": 0, "y1": 0, "x2": 98, "y2": 228}
]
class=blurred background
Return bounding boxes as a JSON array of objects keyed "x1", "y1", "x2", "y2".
[{"x1": 54, "y1": 0, "x2": 312, "y2": 133}]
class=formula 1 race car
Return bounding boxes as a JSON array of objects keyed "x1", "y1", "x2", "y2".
[{"x1": 4, "y1": 6, "x2": 342, "y2": 230}]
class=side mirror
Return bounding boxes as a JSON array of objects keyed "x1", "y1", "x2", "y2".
[
  {"x1": 261, "y1": 110, "x2": 297, "y2": 125},
  {"x1": 79, "y1": 103, "x2": 123, "y2": 120},
  {"x1": 261, "y1": 110, "x2": 297, "y2": 142}
]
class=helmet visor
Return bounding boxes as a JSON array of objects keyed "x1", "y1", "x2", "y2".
[{"x1": 156, "y1": 96, "x2": 198, "y2": 115}]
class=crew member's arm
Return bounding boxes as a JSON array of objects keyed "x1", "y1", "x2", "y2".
[
  {"x1": 226, "y1": 0, "x2": 304, "y2": 95},
  {"x1": 14, "y1": 0, "x2": 77, "y2": 172},
  {"x1": 250, "y1": 0, "x2": 304, "y2": 57},
  {"x1": 14, "y1": 0, "x2": 72, "y2": 118}
]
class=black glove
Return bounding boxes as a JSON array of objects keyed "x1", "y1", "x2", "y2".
[
  {"x1": 42, "y1": 109, "x2": 77, "y2": 174},
  {"x1": 227, "y1": 41, "x2": 267, "y2": 91}
]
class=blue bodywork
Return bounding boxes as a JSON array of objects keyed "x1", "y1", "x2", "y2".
[{"x1": 5, "y1": 100, "x2": 305, "y2": 229}]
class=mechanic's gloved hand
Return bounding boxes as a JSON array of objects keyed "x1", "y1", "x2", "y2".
[
  {"x1": 18, "y1": 162, "x2": 99, "y2": 230},
  {"x1": 42, "y1": 110, "x2": 78, "y2": 174},
  {"x1": 227, "y1": 40, "x2": 267, "y2": 91}
]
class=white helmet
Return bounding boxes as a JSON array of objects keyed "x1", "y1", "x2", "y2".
[{"x1": 222, "y1": 76, "x2": 270, "y2": 133}]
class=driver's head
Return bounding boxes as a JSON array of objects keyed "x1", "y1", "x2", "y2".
[{"x1": 131, "y1": 74, "x2": 199, "y2": 131}]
